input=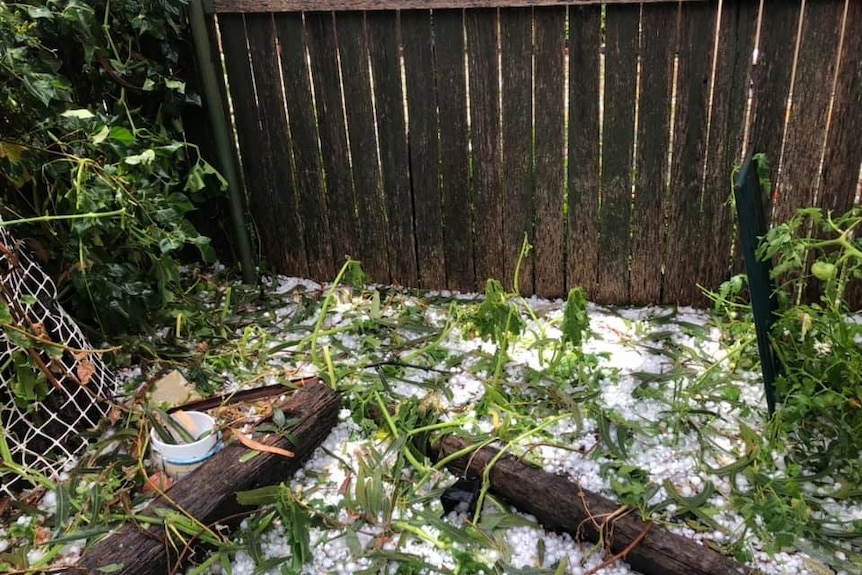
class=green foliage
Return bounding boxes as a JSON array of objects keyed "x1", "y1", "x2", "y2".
[
  {"x1": 758, "y1": 207, "x2": 862, "y2": 477},
  {"x1": 561, "y1": 287, "x2": 590, "y2": 348},
  {"x1": 472, "y1": 279, "x2": 524, "y2": 344},
  {"x1": 470, "y1": 278, "x2": 525, "y2": 384},
  {"x1": 752, "y1": 152, "x2": 772, "y2": 198},
  {"x1": 702, "y1": 206, "x2": 862, "y2": 557},
  {"x1": 275, "y1": 485, "x2": 313, "y2": 571},
  {"x1": 0, "y1": 0, "x2": 224, "y2": 336}
]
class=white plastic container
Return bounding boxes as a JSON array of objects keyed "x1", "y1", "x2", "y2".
[{"x1": 150, "y1": 411, "x2": 220, "y2": 480}]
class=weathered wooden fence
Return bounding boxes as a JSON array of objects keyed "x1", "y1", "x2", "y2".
[{"x1": 198, "y1": 0, "x2": 862, "y2": 305}]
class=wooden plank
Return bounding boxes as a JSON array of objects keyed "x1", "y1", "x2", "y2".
[
  {"x1": 466, "y1": 8, "x2": 504, "y2": 287},
  {"x1": 306, "y1": 12, "x2": 361, "y2": 267},
  {"x1": 366, "y1": 12, "x2": 418, "y2": 287},
  {"x1": 629, "y1": 3, "x2": 675, "y2": 305},
  {"x1": 819, "y1": 1, "x2": 862, "y2": 309},
  {"x1": 566, "y1": 5, "x2": 601, "y2": 296},
  {"x1": 402, "y1": 10, "x2": 446, "y2": 288},
  {"x1": 703, "y1": 0, "x2": 758, "y2": 285},
  {"x1": 532, "y1": 7, "x2": 566, "y2": 298},
  {"x1": 214, "y1": 1, "x2": 707, "y2": 14},
  {"x1": 688, "y1": 2, "x2": 733, "y2": 303},
  {"x1": 773, "y1": 2, "x2": 843, "y2": 225},
  {"x1": 276, "y1": 13, "x2": 334, "y2": 281},
  {"x1": 219, "y1": 15, "x2": 268, "y2": 264},
  {"x1": 336, "y1": 12, "x2": 390, "y2": 283},
  {"x1": 595, "y1": 3, "x2": 638, "y2": 304},
  {"x1": 79, "y1": 383, "x2": 341, "y2": 575},
  {"x1": 245, "y1": 14, "x2": 309, "y2": 275},
  {"x1": 500, "y1": 7, "x2": 534, "y2": 295},
  {"x1": 746, "y1": 1, "x2": 800, "y2": 224},
  {"x1": 764, "y1": 1, "x2": 842, "y2": 305},
  {"x1": 663, "y1": 5, "x2": 715, "y2": 305},
  {"x1": 246, "y1": 14, "x2": 308, "y2": 276},
  {"x1": 819, "y1": 0, "x2": 862, "y2": 217},
  {"x1": 434, "y1": 9, "x2": 475, "y2": 293},
  {"x1": 433, "y1": 436, "x2": 754, "y2": 575}
]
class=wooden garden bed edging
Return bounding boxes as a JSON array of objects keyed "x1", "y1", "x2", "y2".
[
  {"x1": 78, "y1": 382, "x2": 340, "y2": 575},
  {"x1": 432, "y1": 436, "x2": 752, "y2": 575}
]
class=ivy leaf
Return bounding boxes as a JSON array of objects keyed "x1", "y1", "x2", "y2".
[
  {"x1": 109, "y1": 126, "x2": 135, "y2": 144},
  {"x1": 6, "y1": 328, "x2": 31, "y2": 349},
  {"x1": 0, "y1": 301, "x2": 12, "y2": 324},
  {"x1": 61, "y1": 108, "x2": 94, "y2": 119},
  {"x1": 124, "y1": 149, "x2": 155, "y2": 165},
  {"x1": 92, "y1": 125, "x2": 110, "y2": 145},
  {"x1": 164, "y1": 79, "x2": 186, "y2": 94},
  {"x1": 12, "y1": 354, "x2": 50, "y2": 404},
  {"x1": 185, "y1": 160, "x2": 227, "y2": 193},
  {"x1": 23, "y1": 72, "x2": 64, "y2": 106},
  {"x1": 25, "y1": 6, "x2": 53, "y2": 19}
]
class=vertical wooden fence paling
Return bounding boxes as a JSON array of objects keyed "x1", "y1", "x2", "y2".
[
  {"x1": 774, "y1": 2, "x2": 843, "y2": 224},
  {"x1": 206, "y1": 0, "x2": 862, "y2": 307},
  {"x1": 663, "y1": 3, "x2": 713, "y2": 306},
  {"x1": 702, "y1": 0, "x2": 758, "y2": 279},
  {"x1": 686, "y1": 3, "x2": 726, "y2": 307},
  {"x1": 337, "y1": 12, "x2": 391, "y2": 283},
  {"x1": 220, "y1": 14, "x2": 300, "y2": 275},
  {"x1": 813, "y1": 0, "x2": 862, "y2": 306},
  {"x1": 629, "y1": 2, "x2": 674, "y2": 305},
  {"x1": 820, "y1": 0, "x2": 862, "y2": 217},
  {"x1": 367, "y1": 11, "x2": 419, "y2": 287},
  {"x1": 747, "y1": 1, "x2": 799, "y2": 218},
  {"x1": 467, "y1": 8, "x2": 505, "y2": 289},
  {"x1": 532, "y1": 6, "x2": 566, "y2": 297},
  {"x1": 247, "y1": 13, "x2": 309, "y2": 276},
  {"x1": 435, "y1": 9, "x2": 476, "y2": 293},
  {"x1": 501, "y1": 7, "x2": 535, "y2": 296},
  {"x1": 595, "y1": 3, "x2": 638, "y2": 305},
  {"x1": 566, "y1": 4, "x2": 602, "y2": 298},
  {"x1": 402, "y1": 10, "x2": 446, "y2": 288},
  {"x1": 277, "y1": 12, "x2": 335, "y2": 280}
]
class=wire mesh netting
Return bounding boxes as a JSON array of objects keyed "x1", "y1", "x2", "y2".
[{"x1": 0, "y1": 224, "x2": 120, "y2": 496}]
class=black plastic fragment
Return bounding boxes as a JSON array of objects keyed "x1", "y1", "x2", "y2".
[{"x1": 440, "y1": 477, "x2": 482, "y2": 518}]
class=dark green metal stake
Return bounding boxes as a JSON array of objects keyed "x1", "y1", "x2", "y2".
[{"x1": 734, "y1": 156, "x2": 780, "y2": 414}]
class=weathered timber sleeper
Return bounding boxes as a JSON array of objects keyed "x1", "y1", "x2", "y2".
[
  {"x1": 78, "y1": 382, "x2": 340, "y2": 575},
  {"x1": 432, "y1": 436, "x2": 752, "y2": 575}
]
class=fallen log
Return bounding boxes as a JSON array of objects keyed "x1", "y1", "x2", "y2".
[
  {"x1": 78, "y1": 381, "x2": 340, "y2": 575},
  {"x1": 432, "y1": 436, "x2": 751, "y2": 575}
]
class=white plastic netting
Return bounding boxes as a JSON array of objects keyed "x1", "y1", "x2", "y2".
[{"x1": 0, "y1": 224, "x2": 120, "y2": 496}]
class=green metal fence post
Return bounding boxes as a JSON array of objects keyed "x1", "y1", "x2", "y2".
[{"x1": 734, "y1": 156, "x2": 780, "y2": 415}]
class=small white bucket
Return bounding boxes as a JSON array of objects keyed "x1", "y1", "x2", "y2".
[{"x1": 150, "y1": 411, "x2": 220, "y2": 480}]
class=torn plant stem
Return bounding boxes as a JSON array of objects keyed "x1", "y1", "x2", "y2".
[{"x1": 311, "y1": 258, "x2": 357, "y2": 364}]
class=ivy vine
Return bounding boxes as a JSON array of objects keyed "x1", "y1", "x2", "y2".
[{"x1": 0, "y1": 0, "x2": 225, "y2": 336}]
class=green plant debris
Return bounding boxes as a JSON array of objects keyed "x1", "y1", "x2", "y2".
[{"x1": 4, "y1": 261, "x2": 860, "y2": 574}]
